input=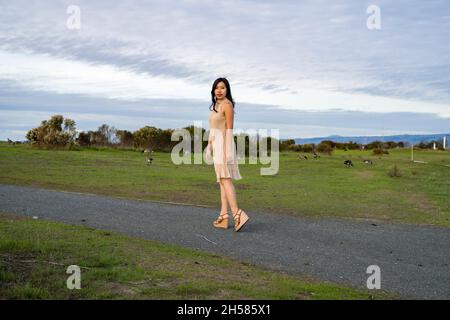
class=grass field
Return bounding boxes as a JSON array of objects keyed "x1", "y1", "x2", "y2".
[
  {"x1": 0, "y1": 212, "x2": 392, "y2": 299},
  {"x1": 0, "y1": 141, "x2": 449, "y2": 227}
]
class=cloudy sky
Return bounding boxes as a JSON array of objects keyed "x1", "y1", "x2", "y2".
[{"x1": 1, "y1": 0, "x2": 449, "y2": 140}]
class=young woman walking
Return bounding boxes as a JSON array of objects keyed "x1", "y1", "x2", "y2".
[{"x1": 206, "y1": 77, "x2": 249, "y2": 232}]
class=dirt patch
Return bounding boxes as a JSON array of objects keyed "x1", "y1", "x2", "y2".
[
  {"x1": 0, "y1": 252, "x2": 38, "y2": 289},
  {"x1": 372, "y1": 190, "x2": 441, "y2": 216},
  {"x1": 353, "y1": 171, "x2": 375, "y2": 180},
  {"x1": 407, "y1": 193, "x2": 441, "y2": 215},
  {"x1": 294, "y1": 291, "x2": 314, "y2": 300},
  {"x1": 103, "y1": 281, "x2": 137, "y2": 296},
  {"x1": 0, "y1": 212, "x2": 29, "y2": 221}
]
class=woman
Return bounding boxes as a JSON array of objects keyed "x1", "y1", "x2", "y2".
[{"x1": 206, "y1": 77, "x2": 249, "y2": 232}]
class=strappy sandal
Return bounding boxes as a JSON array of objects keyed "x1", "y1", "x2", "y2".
[
  {"x1": 232, "y1": 209, "x2": 249, "y2": 232},
  {"x1": 213, "y1": 212, "x2": 229, "y2": 229}
]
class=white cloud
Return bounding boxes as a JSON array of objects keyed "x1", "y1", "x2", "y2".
[
  {"x1": 0, "y1": 50, "x2": 206, "y2": 100},
  {"x1": 1, "y1": 49, "x2": 449, "y2": 118},
  {"x1": 1, "y1": 0, "x2": 449, "y2": 138}
]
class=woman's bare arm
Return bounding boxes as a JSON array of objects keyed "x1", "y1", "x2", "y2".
[
  {"x1": 223, "y1": 101, "x2": 234, "y2": 130},
  {"x1": 223, "y1": 101, "x2": 235, "y2": 162}
]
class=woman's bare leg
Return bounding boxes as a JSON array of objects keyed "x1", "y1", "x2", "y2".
[
  {"x1": 219, "y1": 180, "x2": 229, "y2": 216},
  {"x1": 220, "y1": 178, "x2": 238, "y2": 216},
  {"x1": 220, "y1": 178, "x2": 249, "y2": 231}
]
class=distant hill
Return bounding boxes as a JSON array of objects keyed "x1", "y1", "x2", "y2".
[{"x1": 291, "y1": 133, "x2": 450, "y2": 146}]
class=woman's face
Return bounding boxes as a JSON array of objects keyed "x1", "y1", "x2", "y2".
[{"x1": 214, "y1": 81, "x2": 227, "y2": 99}]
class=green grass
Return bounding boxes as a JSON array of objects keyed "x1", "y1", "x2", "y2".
[
  {"x1": 0, "y1": 141, "x2": 449, "y2": 227},
  {"x1": 0, "y1": 212, "x2": 392, "y2": 299}
]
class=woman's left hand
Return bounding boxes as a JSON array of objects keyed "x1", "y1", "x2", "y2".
[
  {"x1": 205, "y1": 143, "x2": 212, "y2": 162},
  {"x1": 225, "y1": 153, "x2": 234, "y2": 164}
]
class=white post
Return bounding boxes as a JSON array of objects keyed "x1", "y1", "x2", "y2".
[
  {"x1": 411, "y1": 144, "x2": 414, "y2": 162},
  {"x1": 444, "y1": 136, "x2": 447, "y2": 149},
  {"x1": 433, "y1": 142, "x2": 436, "y2": 150}
]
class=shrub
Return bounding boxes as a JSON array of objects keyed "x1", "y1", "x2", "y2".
[
  {"x1": 366, "y1": 140, "x2": 383, "y2": 150},
  {"x1": 388, "y1": 165, "x2": 402, "y2": 177},
  {"x1": 317, "y1": 142, "x2": 333, "y2": 155},
  {"x1": 373, "y1": 148, "x2": 389, "y2": 156},
  {"x1": 301, "y1": 144, "x2": 314, "y2": 153},
  {"x1": 26, "y1": 115, "x2": 77, "y2": 149}
]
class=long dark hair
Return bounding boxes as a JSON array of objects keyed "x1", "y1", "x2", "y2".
[{"x1": 209, "y1": 77, "x2": 236, "y2": 113}]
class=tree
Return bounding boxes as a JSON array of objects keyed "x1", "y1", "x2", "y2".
[
  {"x1": 366, "y1": 140, "x2": 383, "y2": 150},
  {"x1": 319, "y1": 140, "x2": 336, "y2": 148},
  {"x1": 301, "y1": 144, "x2": 314, "y2": 153},
  {"x1": 280, "y1": 139, "x2": 295, "y2": 151},
  {"x1": 26, "y1": 114, "x2": 77, "y2": 149},
  {"x1": 158, "y1": 128, "x2": 176, "y2": 151},
  {"x1": 346, "y1": 140, "x2": 360, "y2": 150},
  {"x1": 384, "y1": 141, "x2": 398, "y2": 149},
  {"x1": 133, "y1": 126, "x2": 160, "y2": 150},
  {"x1": 63, "y1": 118, "x2": 77, "y2": 148},
  {"x1": 116, "y1": 130, "x2": 134, "y2": 148},
  {"x1": 95, "y1": 124, "x2": 117, "y2": 146},
  {"x1": 77, "y1": 131, "x2": 92, "y2": 147},
  {"x1": 317, "y1": 141, "x2": 333, "y2": 155}
]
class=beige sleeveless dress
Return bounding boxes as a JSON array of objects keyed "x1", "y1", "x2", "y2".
[{"x1": 208, "y1": 101, "x2": 242, "y2": 183}]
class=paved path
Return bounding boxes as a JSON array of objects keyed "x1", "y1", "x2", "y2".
[{"x1": 0, "y1": 183, "x2": 449, "y2": 299}]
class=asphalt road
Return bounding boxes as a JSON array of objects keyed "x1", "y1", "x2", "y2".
[{"x1": 1, "y1": 183, "x2": 449, "y2": 299}]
